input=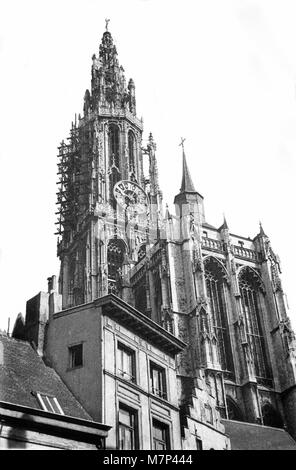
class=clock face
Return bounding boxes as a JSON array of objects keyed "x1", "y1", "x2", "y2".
[{"x1": 113, "y1": 180, "x2": 148, "y2": 214}]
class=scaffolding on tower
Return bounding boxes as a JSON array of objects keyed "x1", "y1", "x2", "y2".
[{"x1": 55, "y1": 115, "x2": 95, "y2": 239}]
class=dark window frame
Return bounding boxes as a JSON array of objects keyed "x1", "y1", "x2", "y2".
[
  {"x1": 118, "y1": 403, "x2": 139, "y2": 450},
  {"x1": 152, "y1": 418, "x2": 170, "y2": 450},
  {"x1": 68, "y1": 343, "x2": 83, "y2": 369},
  {"x1": 195, "y1": 437, "x2": 203, "y2": 450},
  {"x1": 117, "y1": 342, "x2": 136, "y2": 383},
  {"x1": 150, "y1": 361, "x2": 167, "y2": 400}
]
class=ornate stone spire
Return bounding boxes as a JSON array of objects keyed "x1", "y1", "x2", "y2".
[
  {"x1": 98, "y1": 29, "x2": 119, "y2": 68},
  {"x1": 87, "y1": 25, "x2": 136, "y2": 114}
]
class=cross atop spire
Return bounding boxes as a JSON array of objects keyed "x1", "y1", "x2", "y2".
[
  {"x1": 105, "y1": 18, "x2": 110, "y2": 31},
  {"x1": 179, "y1": 137, "x2": 186, "y2": 151}
]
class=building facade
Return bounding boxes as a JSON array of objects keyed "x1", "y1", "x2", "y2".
[
  {"x1": 13, "y1": 25, "x2": 296, "y2": 450},
  {"x1": 45, "y1": 295, "x2": 188, "y2": 450}
]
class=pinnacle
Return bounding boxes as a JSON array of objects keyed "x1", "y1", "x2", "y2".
[
  {"x1": 221, "y1": 214, "x2": 229, "y2": 230},
  {"x1": 259, "y1": 221, "x2": 267, "y2": 237},
  {"x1": 165, "y1": 204, "x2": 172, "y2": 220}
]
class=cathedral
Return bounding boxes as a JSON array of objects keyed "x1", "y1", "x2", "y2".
[{"x1": 11, "y1": 24, "x2": 296, "y2": 450}]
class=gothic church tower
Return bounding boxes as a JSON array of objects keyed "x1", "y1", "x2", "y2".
[{"x1": 56, "y1": 26, "x2": 161, "y2": 310}]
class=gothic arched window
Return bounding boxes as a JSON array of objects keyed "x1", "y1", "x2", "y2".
[
  {"x1": 226, "y1": 397, "x2": 244, "y2": 422},
  {"x1": 107, "y1": 239, "x2": 125, "y2": 294},
  {"x1": 108, "y1": 125, "x2": 121, "y2": 203},
  {"x1": 108, "y1": 124, "x2": 120, "y2": 168},
  {"x1": 239, "y1": 268, "x2": 270, "y2": 378},
  {"x1": 205, "y1": 258, "x2": 233, "y2": 372},
  {"x1": 128, "y1": 130, "x2": 136, "y2": 172}
]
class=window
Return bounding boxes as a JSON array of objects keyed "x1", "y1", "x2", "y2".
[
  {"x1": 239, "y1": 268, "x2": 270, "y2": 378},
  {"x1": 226, "y1": 397, "x2": 244, "y2": 422},
  {"x1": 107, "y1": 239, "x2": 126, "y2": 294},
  {"x1": 118, "y1": 404, "x2": 138, "y2": 449},
  {"x1": 108, "y1": 125, "x2": 120, "y2": 168},
  {"x1": 108, "y1": 125, "x2": 121, "y2": 203},
  {"x1": 117, "y1": 343, "x2": 136, "y2": 382},
  {"x1": 205, "y1": 404, "x2": 213, "y2": 425},
  {"x1": 152, "y1": 419, "x2": 170, "y2": 450},
  {"x1": 196, "y1": 438, "x2": 203, "y2": 450},
  {"x1": 128, "y1": 130, "x2": 136, "y2": 172},
  {"x1": 205, "y1": 258, "x2": 233, "y2": 371},
  {"x1": 69, "y1": 343, "x2": 83, "y2": 368},
  {"x1": 36, "y1": 393, "x2": 64, "y2": 415},
  {"x1": 150, "y1": 362, "x2": 167, "y2": 399}
]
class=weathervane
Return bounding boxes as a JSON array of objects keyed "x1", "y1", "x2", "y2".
[
  {"x1": 105, "y1": 18, "x2": 110, "y2": 31},
  {"x1": 179, "y1": 137, "x2": 186, "y2": 151}
]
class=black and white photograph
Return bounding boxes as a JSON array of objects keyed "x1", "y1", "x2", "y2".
[{"x1": 0, "y1": 0, "x2": 296, "y2": 453}]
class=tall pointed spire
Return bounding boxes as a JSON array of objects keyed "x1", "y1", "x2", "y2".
[
  {"x1": 179, "y1": 138, "x2": 197, "y2": 193},
  {"x1": 174, "y1": 138, "x2": 205, "y2": 224}
]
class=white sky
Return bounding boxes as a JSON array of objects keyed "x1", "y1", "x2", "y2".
[{"x1": 0, "y1": 0, "x2": 295, "y2": 332}]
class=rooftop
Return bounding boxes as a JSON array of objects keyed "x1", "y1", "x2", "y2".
[
  {"x1": 52, "y1": 294, "x2": 187, "y2": 357},
  {"x1": 222, "y1": 419, "x2": 296, "y2": 450},
  {"x1": 0, "y1": 333, "x2": 92, "y2": 420}
]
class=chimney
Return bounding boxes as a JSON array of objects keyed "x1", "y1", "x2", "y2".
[
  {"x1": 25, "y1": 292, "x2": 49, "y2": 356},
  {"x1": 48, "y1": 275, "x2": 62, "y2": 318}
]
